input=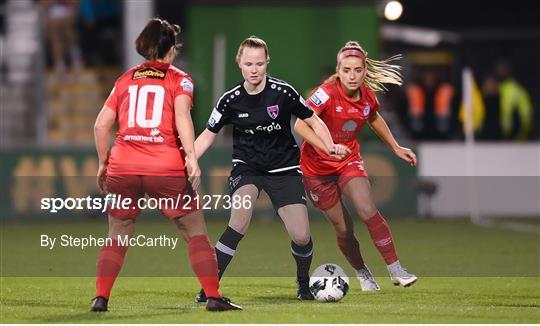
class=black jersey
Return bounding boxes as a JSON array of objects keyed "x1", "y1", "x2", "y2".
[{"x1": 206, "y1": 76, "x2": 314, "y2": 173}]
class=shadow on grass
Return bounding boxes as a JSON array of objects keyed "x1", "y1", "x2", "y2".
[
  {"x1": 26, "y1": 311, "x2": 168, "y2": 323},
  {"x1": 24, "y1": 305, "x2": 198, "y2": 323},
  {"x1": 118, "y1": 289, "x2": 180, "y2": 298},
  {"x1": 249, "y1": 295, "x2": 301, "y2": 302},
  {"x1": 1, "y1": 297, "x2": 75, "y2": 309}
]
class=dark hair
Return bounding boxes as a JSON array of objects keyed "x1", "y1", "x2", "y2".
[{"x1": 135, "y1": 18, "x2": 181, "y2": 61}]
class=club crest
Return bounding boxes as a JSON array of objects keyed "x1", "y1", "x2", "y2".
[
  {"x1": 267, "y1": 105, "x2": 279, "y2": 119},
  {"x1": 363, "y1": 105, "x2": 371, "y2": 116}
]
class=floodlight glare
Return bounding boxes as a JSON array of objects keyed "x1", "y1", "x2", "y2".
[{"x1": 384, "y1": 0, "x2": 403, "y2": 21}]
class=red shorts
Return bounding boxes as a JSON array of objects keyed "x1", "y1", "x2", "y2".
[
  {"x1": 303, "y1": 159, "x2": 367, "y2": 211},
  {"x1": 105, "y1": 175, "x2": 199, "y2": 219}
]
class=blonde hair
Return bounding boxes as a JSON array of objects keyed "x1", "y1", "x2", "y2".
[
  {"x1": 236, "y1": 36, "x2": 270, "y2": 63},
  {"x1": 328, "y1": 41, "x2": 402, "y2": 92}
]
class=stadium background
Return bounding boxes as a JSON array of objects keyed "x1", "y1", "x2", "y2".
[{"x1": 1, "y1": 0, "x2": 539, "y2": 323}]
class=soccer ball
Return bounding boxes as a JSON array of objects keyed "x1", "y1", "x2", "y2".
[{"x1": 309, "y1": 263, "x2": 349, "y2": 302}]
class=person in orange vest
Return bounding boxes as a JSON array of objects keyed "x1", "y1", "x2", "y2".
[{"x1": 405, "y1": 69, "x2": 455, "y2": 140}]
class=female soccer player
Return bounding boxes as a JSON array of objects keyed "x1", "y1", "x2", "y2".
[
  {"x1": 194, "y1": 36, "x2": 349, "y2": 301},
  {"x1": 295, "y1": 41, "x2": 417, "y2": 291},
  {"x1": 92, "y1": 18, "x2": 241, "y2": 312}
]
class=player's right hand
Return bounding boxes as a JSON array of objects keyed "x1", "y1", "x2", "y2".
[
  {"x1": 97, "y1": 163, "x2": 108, "y2": 194},
  {"x1": 329, "y1": 144, "x2": 352, "y2": 160},
  {"x1": 394, "y1": 146, "x2": 417, "y2": 166},
  {"x1": 185, "y1": 157, "x2": 201, "y2": 190}
]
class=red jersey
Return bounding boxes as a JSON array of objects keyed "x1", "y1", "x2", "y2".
[
  {"x1": 104, "y1": 61, "x2": 195, "y2": 176},
  {"x1": 300, "y1": 79, "x2": 380, "y2": 176}
]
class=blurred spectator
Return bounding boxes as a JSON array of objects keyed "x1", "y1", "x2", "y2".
[
  {"x1": 78, "y1": 0, "x2": 121, "y2": 66},
  {"x1": 478, "y1": 75, "x2": 502, "y2": 140},
  {"x1": 405, "y1": 68, "x2": 455, "y2": 140},
  {"x1": 495, "y1": 61, "x2": 533, "y2": 140},
  {"x1": 39, "y1": 0, "x2": 83, "y2": 75}
]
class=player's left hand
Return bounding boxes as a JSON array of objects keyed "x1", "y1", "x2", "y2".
[
  {"x1": 185, "y1": 157, "x2": 201, "y2": 190},
  {"x1": 394, "y1": 146, "x2": 417, "y2": 166},
  {"x1": 97, "y1": 163, "x2": 108, "y2": 194}
]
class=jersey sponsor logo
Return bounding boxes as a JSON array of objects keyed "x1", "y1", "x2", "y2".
[
  {"x1": 342, "y1": 120, "x2": 357, "y2": 132},
  {"x1": 363, "y1": 105, "x2": 371, "y2": 116},
  {"x1": 335, "y1": 106, "x2": 343, "y2": 113},
  {"x1": 309, "y1": 88, "x2": 330, "y2": 107},
  {"x1": 208, "y1": 108, "x2": 223, "y2": 128},
  {"x1": 132, "y1": 67, "x2": 166, "y2": 80},
  {"x1": 123, "y1": 134, "x2": 164, "y2": 143},
  {"x1": 244, "y1": 122, "x2": 282, "y2": 134},
  {"x1": 267, "y1": 105, "x2": 279, "y2": 119},
  {"x1": 238, "y1": 113, "x2": 249, "y2": 118},
  {"x1": 150, "y1": 128, "x2": 160, "y2": 136},
  {"x1": 348, "y1": 107, "x2": 359, "y2": 113},
  {"x1": 180, "y1": 78, "x2": 193, "y2": 93}
]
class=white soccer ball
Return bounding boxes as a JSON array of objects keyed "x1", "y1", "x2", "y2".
[{"x1": 309, "y1": 263, "x2": 349, "y2": 302}]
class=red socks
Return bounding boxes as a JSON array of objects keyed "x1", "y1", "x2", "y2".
[
  {"x1": 337, "y1": 235, "x2": 365, "y2": 270},
  {"x1": 95, "y1": 240, "x2": 128, "y2": 299},
  {"x1": 95, "y1": 235, "x2": 221, "y2": 300},
  {"x1": 364, "y1": 212, "x2": 398, "y2": 265},
  {"x1": 188, "y1": 235, "x2": 221, "y2": 299}
]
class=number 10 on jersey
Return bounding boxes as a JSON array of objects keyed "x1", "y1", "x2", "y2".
[{"x1": 127, "y1": 85, "x2": 165, "y2": 128}]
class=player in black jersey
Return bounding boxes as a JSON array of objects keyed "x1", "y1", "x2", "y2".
[{"x1": 194, "y1": 36, "x2": 350, "y2": 301}]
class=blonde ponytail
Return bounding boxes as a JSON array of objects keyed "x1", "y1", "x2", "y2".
[{"x1": 333, "y1": 41, "x2": 402, "y2": 92}]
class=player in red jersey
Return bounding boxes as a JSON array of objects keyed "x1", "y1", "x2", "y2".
[
  {"x1": 295, "y1": 41, "x2": 418, "y2": 291},
  {"x1": 91, "y1": 18, "x2": 241, "y2": 312}
]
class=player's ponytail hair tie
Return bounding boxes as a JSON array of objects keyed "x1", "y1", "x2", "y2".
[{"x1": 327, "y1": 40, "x2": 403, "y2": 92}]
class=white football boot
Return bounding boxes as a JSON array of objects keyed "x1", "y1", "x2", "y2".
[
  {"x1": 356, "y1": 266, "x2": 381, "y2": 291},
  {"x1": 387, "y1": 261, "x2": 417, "y2": 287}
]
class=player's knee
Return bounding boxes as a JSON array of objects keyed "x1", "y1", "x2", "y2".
[
  {"x1": 108, "y1": 218, "x2": 135, "y2": 238},
  {"x1": 357, "y1": 204, "x2": 377, "y2": 221}
]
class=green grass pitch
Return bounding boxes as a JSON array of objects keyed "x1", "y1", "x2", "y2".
[{"x1": 1, "y1": 217, "x2": 539, "y2": 323}]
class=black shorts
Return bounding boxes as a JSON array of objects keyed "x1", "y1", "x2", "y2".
[{"x1": 228, "y1": 163, "x2": 307, "y2": 211}]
